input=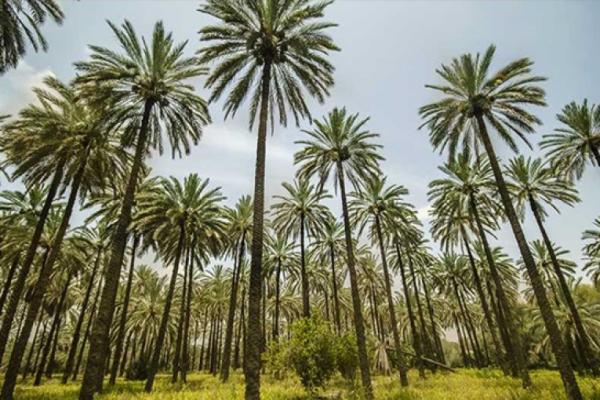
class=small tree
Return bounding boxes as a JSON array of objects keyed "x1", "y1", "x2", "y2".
[{"x1": 288, "y1": 317, "x2": 337, "y2": 395}]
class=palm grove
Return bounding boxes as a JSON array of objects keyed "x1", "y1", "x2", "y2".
[{"x1": 0, "y1": 1, "x2": 599, "y2": 400}]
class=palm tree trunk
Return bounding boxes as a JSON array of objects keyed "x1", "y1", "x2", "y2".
[
  {"x1": 64, "y1": 247, "x2": 103, "y2": 384},
  {"x1": 336, "y1": 160, "x2": 374, "y2": 400},
  {"x1": 23, "y1": 316, "x2": 43, "y2": 380},
  {"x1": 461, "y1": 231, "x2": 507, "y2": 372},
  {"x1": 234, "y1": 286, "x2": 245, "y2": 370},
  {"x1": 145, "y1": 222, "x2": 185, "y2": 392},
  {"x1": 421, "y1": 276, "x2": 445, "y2": 364},
  {"x1": 476, "y1": 114, "x2": 582, "y2": 400},
  {"x1": 407, "y1": 255, "x2": 434, "y2": 364},
  {"x1": 528, "y1": 196, "x2": 599, "y2": 375},
  {"x1": 0, "y1": 161, "x2": 65, "y2": 365},
  {"x1": 0, "y1": 255, "x2": 20, "y2": 316},
  {"x1": 182, "y1": 247, "x2": 194, "y2": 382},
  {"x1": 273, "y1": 260, "x2": 281, "y2": 340},
  {"x1": 395, "y1": 241, "x2": 425, "y2": 379},
  {"x1": 329, "y1": 244, "x2": 341, "y2": 334},
  {"x1": 221, "y1": 232, "x2": 245, "y2": 381},
  {"x1": 456, "y1": 286, "x2": 483, "y2": 367},
  {"x1": 45, "y1": 313, "x2": 62, "y2": 379},
  {"x1": 374, "y1": 214, "x2": 409, "y2": 386},
  {"x1": 34, "y1": 271, "x2": 72, "y2": 386},
  {"x1": 454, "y1": 313, "x2": 469, "y2": 367},
  {"x1": 108, "y1": 234, "x2": 137, "y2": 384},
  {"x1": 199, "y1": 311, "x2": 208, "y2": 371},
  {"x1": 300, "y1": 213, "x2": 310, "y2": 317},
  {"x1": 79, "y1": 99, "x2": 154, "y2": 400},
  {"x1": 73, "y1": 277, "x2": 103, "y2": 381},
  {"x1": 244, "y1": 61, "x2": 271, "y2": 400},
  {"x1": 172, "y1": 248, "x2": 189, "y2": 383},
  {"x1": 470, "y1": 193, "x2": 527, "y2": 379}
]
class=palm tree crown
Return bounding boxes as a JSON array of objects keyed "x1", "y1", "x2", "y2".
[
  {"x1": 541, "y1": 100, "x2": 600, "y2": 180},
  {"x1": 198, "y1": 0, "x2": 339, "y2": 127}
]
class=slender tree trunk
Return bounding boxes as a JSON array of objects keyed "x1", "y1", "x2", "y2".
[
  {"x1": 109, "y1": 234, "x2": 139, "y2": 385},
  {"x1": 476, "y1": 114, "x2": 581, "y2": 400},
  {"x1": 45, "y1": 313, "x2": 62, "y2": 379},
  {"x1": 374, "y1": 214, "x2": 408, "y2": 386},
  {"x1": 395, "y1": 242, "x2": 425, "y2": 379},
  {"x1": 407, "y1": 255, "x2": 434, "y2": 365},
  {"x1": 244, "y1": 62, "x2": 271, "y2": 400},
  {"x1": 79, "y1": 99, "x2": 154, "y2": 400},
  {"x1": 172, "y1": 247, "x2": 189, "y2": 384},
  {"x1": 421, "y1": 276, "x2": 445, "y2": 364},
  {"x1": 300, "y1": 213, "x2": 310, "y2": 317},
  {"x1": 119, "y1": 332, "x2": 132, "y2": 378},
  {"x1": 529, "y1": 196, "x2": 599, "y2": 375},
  {"x1": 221, "y1": 233, "x2": 245, "y2": 381},
  {"x1": 64, "y1": 248, "x2": 102, "y2": 384},
  {"x1": 470, "y1": 193, "x2": 526, "y2": 380},
  {"x1": 0, "y1": 255, "x2": 20, "y2": 316},
  {"x1": 234, "y1": 287, "x2": 245, "y2": 370},
  {"x1": 273, "y1": 261, "x2": 281, "y2": 340},
  {"x1": 23, "y1": 316, "x2": 43, "y2": 380},
  {"x1": 336, "y1": 161, "x2": 373, "y2": 400},
  {"x1": 73, "y1": 277, "x2": 103, "y2": 381},
  {"x1": 182, "y1": 247, "x2": 194, "y2": 382},
  {"x1": 0, "y1": 162, "x2": 65, "y2": 364},
  {"x1": 462, "y1": 232, "x2": 506, "y2": 372},
  {"x1": 454, "y1": 313, "x2": 469, "y2": 367},
  {"x1": 33, "y1": 271, "x2": 72, "y2": 386},
  {"x1": 199, "y1": 311, "x2": 208, "y2": 371},
  {"x1": 329, "y1": 244, "x2": 341, "y2": 334},
  {"x1": 145, "y1": 223, "x2": 185, "y2": 392},
  {"x1": 455, "y1": 286, "x2": 483, "y2": 367}
]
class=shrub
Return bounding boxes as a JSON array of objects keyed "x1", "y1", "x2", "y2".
[
  {"x1": 125, "y1": 358, "x2": 149, "y2": 380},
  {"x1": 264, "y1": 339, "x2": 290, "y2": 380},
  {"x1": 335, "y1": 333, "x2": 359, "y2": 383},
  {"x1": 288, "y1": 316, "x2": 337, "y2": 394}
]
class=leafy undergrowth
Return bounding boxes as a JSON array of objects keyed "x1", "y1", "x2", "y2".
[{"x1": 13, "y1": 369, "x2": 600, "y2": 400}]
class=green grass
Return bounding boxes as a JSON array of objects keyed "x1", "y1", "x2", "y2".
[{"x1": 13, "y1": 370, "x2": 600, "y2": 400}]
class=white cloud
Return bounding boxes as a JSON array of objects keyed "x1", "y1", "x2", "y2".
[
  {"x1": 0, "y1": 61, "x2": 55, "y2": 116},
  {"x1": 417, "y1": 204, "x2": 432, "y2": 222}
]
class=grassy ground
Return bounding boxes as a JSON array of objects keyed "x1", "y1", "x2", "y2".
[{"x1": 13, "y1": 370, "x2": 600, "y2": 400}]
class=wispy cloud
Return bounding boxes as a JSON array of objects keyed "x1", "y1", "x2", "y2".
[{"x1": 0, "y1": 62, "x2": 55, "y2": 116}]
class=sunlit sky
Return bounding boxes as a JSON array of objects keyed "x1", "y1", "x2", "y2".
[{"x1": 1, "y1": 1, "x2": 599, "y2": 281}]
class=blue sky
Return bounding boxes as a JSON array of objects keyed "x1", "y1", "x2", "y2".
[{"x1": 1, "y1": 0, "x2": 599, "y2": 279}]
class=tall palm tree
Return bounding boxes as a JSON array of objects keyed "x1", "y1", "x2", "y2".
[
  {"x1": 0, "y1": 0, "x2": 64, "y2": 73},
  {"x1": 74, "y1": 20, "x2": 210, "y2": 400},
  {"x1": 505, "y1": 155, "x2": 598, "y2": 375},
  {"x1": 198, "y1": 2, "x2": 338, "y2": 396},
  {"x1": 220, "y1": 195, "x2": 252, "y2": 382},
  {"x1": 349, "y1": 176, "x2": 410, "y2": 386},
  {"x1": 135, "y1": 174, "x2": 226, "y2": 392},
  {"x1": 272, "y1": 179, "x2": 330, "y2": 317},
  {"x1": 295, "y1": 107, "x2": 383, "y2": 400},
  {"x1": 541, "y1": 100, "x2": 600, "y2": 181},
  {"x1": 419, "y1": 45, "x2": 582, "y2": 399},
  {"x1": 310, "y1": 214, "x2": 344, "y2": 333}
]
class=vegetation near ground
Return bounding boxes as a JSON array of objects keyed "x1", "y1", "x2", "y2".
[
  {"x1": 1, "y1": 1, "x2": 600, "y2": 400},
  {"x1": 13, "y1": 371, "x2": 600, "y2": 400}
]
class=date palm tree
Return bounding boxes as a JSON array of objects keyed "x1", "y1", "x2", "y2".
[
  {"x1": 349, "y1": 176, "x2": 410, "y2": 386},
  {"x1": 295, "y1": 107, "x2": 383, "y2": 400},
  {"x1": 74, "y1": 20, "x2": 210, "y2": 400},
  {"x1": 272, "y1": 179, "x2": 330, "y2": 317},
  {"x1": 541, "y1": 100, "x2": 600, "y2": 181},
  {"x1": 505, "y1": 155, "x2": 598, "y2": 374},
  {"x1": 0, "y1": 0, "x2": 64, "y2": 73},
  {"x1": 134, "y1": 174, "x2": 226, "y2": 392},
  {"x1": 220, "y1": 195, "x2": 252, "y2": 382},
  {"x1": 310, "y1": 214, "x2": 344, "y2": 333},
  {"x1": 198, "y1": 2, "x2": 338, "y2": 396},
  {"x1": 583, "y1": 218, "x2": 600, "y2": 288},
  {"x1": 419, "y1": 45, "x2": 582, "y2": 399}
]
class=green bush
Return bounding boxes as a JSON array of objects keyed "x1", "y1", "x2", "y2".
[
  {"x1": 288, "y1": 316, "x2": 337, "y2": 394},
  {"x1": 335, "y1": 333, "x2": 359, "y2": 383},
  {"x1": 264, "y1": 339, "x2": 290, "y2": 380}
]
